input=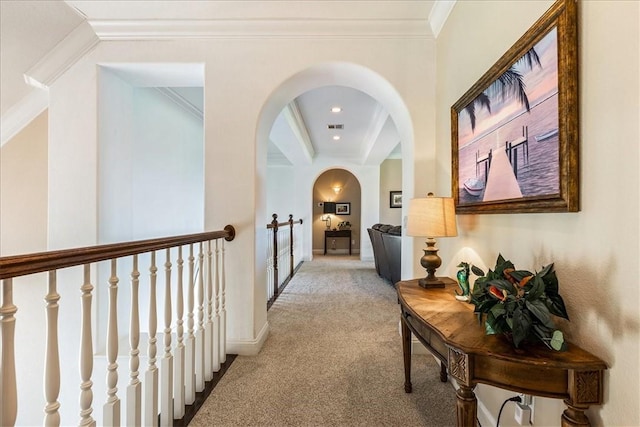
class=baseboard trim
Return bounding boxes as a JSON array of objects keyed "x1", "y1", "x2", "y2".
[{"x1": 227, "y1": 321, "x2": 270, "y2": 356}]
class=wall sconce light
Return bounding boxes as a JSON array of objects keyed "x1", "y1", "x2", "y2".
[
  {"x1": 332, "y1": 186, "x2": 342, "y2": 194},
  {"x1": 406, "y1": 193, "x2": 458, "y2": 288}
]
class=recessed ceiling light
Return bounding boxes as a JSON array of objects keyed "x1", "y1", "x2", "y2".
[
  {"x1": 331, "y1": 106, "x2": 342, "y2": 113},
  {"x1": 332, "y1": 135, "x2": 341, "y2": 141}
]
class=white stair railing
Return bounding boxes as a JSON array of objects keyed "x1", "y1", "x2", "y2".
[{"x1": 0, "y1": 226, "x2": 235, "y2": 427}]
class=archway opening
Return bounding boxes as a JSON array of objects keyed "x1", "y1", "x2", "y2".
[
  {"x1": 255, "y1": 61, "x2": 416, "y2": 303},
  {"x1": 313, "y1": 169, "x2": 361, "y2": 256}
]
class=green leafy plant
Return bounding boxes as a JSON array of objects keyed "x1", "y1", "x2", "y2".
[{"x1": 470, "y1": 254, "x2": 569, "y2": 351}]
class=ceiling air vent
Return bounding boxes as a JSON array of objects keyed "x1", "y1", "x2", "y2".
[{"x1": 327, "y1": 124, "x2": 344, "y2": 129}]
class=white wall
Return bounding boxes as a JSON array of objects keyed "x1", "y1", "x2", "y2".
[
  {"x1": 98, "y1": 68, "x2": 135, "y2": 242},
  {"x1": 0, "y1": 111, "x2": 48, "y2": 256},
  {"x1": 435, "y1": 1, "x2": 640, "y2": 426},
  {"x1": 0, "y1": 111, "x2": 49, "y2": 425},
  {"x1": 266, "y1": 166, "x2": 297, "y2": 224},
  {"x1": 379, "y1": 158, "x2": 402, "y2": 225},
  {"x1": 47, "y1": 36, "x2": 435, "y2": 358},
  {"x1": 131, "y1": 87, "x2": 204, "y2": 238},
  {"x1": 98, "y1": 69, "x2": 204, "y2": 243}
]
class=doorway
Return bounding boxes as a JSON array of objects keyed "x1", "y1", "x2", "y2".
[{"x1": 312, "y1": 169, "x2": 361, "y2": 256}]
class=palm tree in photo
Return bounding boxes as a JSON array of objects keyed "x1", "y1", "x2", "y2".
[{"x1": 465, "y1": 47, "x2": 542, "y2": 132}]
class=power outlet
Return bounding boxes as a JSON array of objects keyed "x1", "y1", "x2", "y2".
[{"x1": 519, "y1": 394, "x2": 533, "y2": 407}]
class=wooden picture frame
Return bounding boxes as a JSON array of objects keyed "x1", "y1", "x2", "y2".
[
  {"x1": 451, "y1": 0, "x2": 579, "y2": 214},
  {"x1": 335, "y1": 202, "x2": 351, "y2": 215},
  {"x1": 390, "y1": 191, "x2": 402, "y2": 208}
]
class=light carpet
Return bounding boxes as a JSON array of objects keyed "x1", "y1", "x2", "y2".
[{"x1": 189, "y1": 256, "x2": 456, "y2": 426}]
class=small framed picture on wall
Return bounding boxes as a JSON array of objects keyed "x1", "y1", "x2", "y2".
[
  {"x1": 335, "y1": 202, "x2": 351, "y2": 215},
  {"x1": 390, "y1": 191, "x2": 402, "y2": 208}
]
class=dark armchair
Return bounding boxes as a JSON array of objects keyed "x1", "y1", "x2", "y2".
[{"x1": 368, "y1": 224, "x2": 401, "y2": 285}]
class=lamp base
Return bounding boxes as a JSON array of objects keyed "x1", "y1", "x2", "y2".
[
  {"x1": 418, "y1": 276, "x2": 446, "y2": 289},
  {"x1": 419, "y1": 238, "x2": 445, "y2": 288}
]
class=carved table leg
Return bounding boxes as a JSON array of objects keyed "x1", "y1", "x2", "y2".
[
  {"x1": 561, "y1": 400, "x2": 591, "y2": 427},
  {"x1": 401, "y1": 316, "x2": 412, "y2": 393},
  {"x1": 561, "y1": 369, "x2": 602, "y2": 426},
  {"x1": 456, "y1": 385, "x2": 477, "y2": 427},
  {"x1": 440, "y1": 360, "x2": 448, "y2": 382}
]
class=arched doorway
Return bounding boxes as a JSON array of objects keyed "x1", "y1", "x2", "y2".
[
  {"x1": 312, "y1": 169, "x2": 361, "y2": 256},
  {"x1": 255, "y1": 61, "x2": 415, "y2": 275}
]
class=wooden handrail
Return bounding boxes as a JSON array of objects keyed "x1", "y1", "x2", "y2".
[{"x1": 0, "y1": 225, "x2": 235, "y2": 280}]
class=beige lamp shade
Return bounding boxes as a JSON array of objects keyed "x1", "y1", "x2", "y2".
[{"x1": 407, "y1": 195, "x2": 458, "y2": 238}]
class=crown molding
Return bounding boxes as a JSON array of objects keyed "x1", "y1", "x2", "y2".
[
  {"x1": 24, "y1": 21, "x2": 99, "y2": 89},
  {"x1": 428, "y1": 0, "x2": 456, "y2": 38},
  {"x1": 89, "y1": 19, "x2": 432, "y2": 40},
  {"x1": 155, "y1": 88, "x2": 203, "y2": 121},
  {"x1": 1, "y1": 89, "x2": 49, "y2": 147}
]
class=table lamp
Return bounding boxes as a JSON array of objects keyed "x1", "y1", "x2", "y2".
[
  {"x1": 407, "y1": 193, "x2": 458, "y2": 288},
  {"x1": 322, "y1": 202, "x2": 335, "y2": 230}
]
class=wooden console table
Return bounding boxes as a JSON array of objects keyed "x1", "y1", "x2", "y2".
[
  {"x1": 324, "y1": 229, "x2": 352, "y2": 255},
  {"x1": 396, "y1": 278, "x2": 607, "y2": 427}
]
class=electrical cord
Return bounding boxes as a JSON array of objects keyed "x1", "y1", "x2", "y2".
[{"x1": 496, "y1": 395, "x2": 522, "y2": 427}]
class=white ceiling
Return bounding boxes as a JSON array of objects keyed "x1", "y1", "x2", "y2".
[{"x1": 1, "y1": 1, "x2": 455, "y2": 164}]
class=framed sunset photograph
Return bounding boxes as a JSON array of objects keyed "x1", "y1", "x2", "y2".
[{"x1": 451, "y1": 0, "x2": 579, "y2": 214}]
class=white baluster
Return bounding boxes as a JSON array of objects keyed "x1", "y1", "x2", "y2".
[
  {"x1": 1, "y1": 279, "x2": 18, "y2": 427},
  {"x1": 127, "y1": 256, "x2": 141, "y2": 426},
  {"x1": 173, "y1": 247, "x2": 185, "y2": 418},
  {"x1": 219, "y1": 240, "x2": 227, "y2": 364},
  {"x1": 80, "y1": 265, "x2": 95, "y2": 427},
  {"x1": 160, "y1": 249, "x2": 173, "y2": 426},
  {"x1": 104, "y1": 260, "x2": 120, "y2": 426},
  {"x1": 145, "y1": 252, "x2": 159, "y2": 427},
  {"x1": 184, "y1": 244, "x2": 196, "y2": 404},
  {"x1": 204, "y1": 242, "x2": 213, "y2": 381},
  {"x1": 195, "y1": 243, "x2": 205, "y2": 391},
  {"x1": 44, "y1": 271, "x2": 61, "y2": 426},
  {"x1": 212, "y1": 240, "x2": 220, "y2": 373}
]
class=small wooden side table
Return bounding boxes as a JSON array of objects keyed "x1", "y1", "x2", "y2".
[
  {"x1": 396, "y1": 278, "x2": 607, "y2": 427},
  {"x1": 324, "y1": 229, "x2": 351, "y2": 255}
]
